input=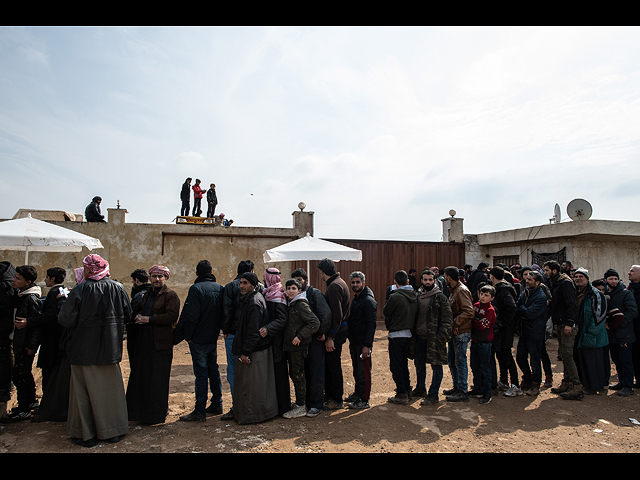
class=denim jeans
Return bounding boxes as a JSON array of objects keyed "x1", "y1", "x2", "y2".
[
  {"x1": 470, "y1": 341, "x2": 492, "y2": 397},
  {"x1": 413, "y1": 336, "x2": 444, "y2": 396},
  {"x1": 515, "y1": 337, "x2": 543, "y2": 384},
  {"x1": 610, "y1": 342, "x2": 635, "y2": 388},
  {"x1": 448, "y1": 332, "x2": 470, "y2": 393},
  {"x1": 189, "y1": 342, "x2": 223, "y2": 416},
  {"x1": 224, "y1": 334, "x2": 236, "y2": 404}
]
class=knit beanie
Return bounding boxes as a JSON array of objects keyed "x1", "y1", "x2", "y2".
[
  {"x1": 604, "y1": 268, "x2": 619, "y2": 279},
  {"x1": 575, "y1": 267, "x2": 589, "y2": 278}
]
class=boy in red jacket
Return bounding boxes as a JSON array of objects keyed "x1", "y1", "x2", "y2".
[{"x1": 469, "y1": 285, "x2": 496, "y2": 404}]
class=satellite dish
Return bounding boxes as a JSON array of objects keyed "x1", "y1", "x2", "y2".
[
  {"x1": 567, "y1": 198, "x2": 592, "y2": 221},
  {"x1": 554, "y1": 203, "x2": 561, "y2": 223}
]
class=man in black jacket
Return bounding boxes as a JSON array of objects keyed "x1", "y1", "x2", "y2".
[
  {"x1": 221, "y1": 260, "x2": 263, "y2": 420},
  {"x1": 0, "y1": 262, "x2": 17, "y2": 407},
  {"x1": 206, "y1": 183, "x2": 218, "y2": 218},
  {"x1": 175, "y1": 260, "x2": 225, "y2": 421},
  {"x1": 317, "y1": 258, "x2": 350, "y2": 410},
  {"x1": 58, "y1": 254, "x2": 132, "y2": 447},
  {"x1": 291, "y1": 268, "x2": 331, "y2": 417},
  {"x1": 85, "y1": 196, "x2": 106, "y2": 222},
  {"x1": 467, "y1": 262, "x2": 490, "y2": 303},
  {"x1": 346, "y1": 271, "x2": 377, "y2": 409},
  {"x1": 1, "y1": 265, "x2": 42, "y2": 423},
  {"x1": 544, "y1": 261, "x2": 580, "y2": 395},
  {"x1": 180, "y1": 178, "x2": 192, "y2": 216}
]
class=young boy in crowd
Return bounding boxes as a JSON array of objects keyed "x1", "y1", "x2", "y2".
[
  {"x1": 282, "y1": 279, "x2": 320, "y2": 419},
  {"x1": 469, "y1": 285, "x2": 496, "y2": 404}
]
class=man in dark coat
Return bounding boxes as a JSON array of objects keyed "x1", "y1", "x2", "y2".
[
  {"x1": 346, "y1": 271, "x2": 377, "y2": 409},
  {"x1": 127, "y1": 268, "x2": 152, "y2": 363},
  {"x1": 26, "y1": 267, "x2": 67, "y2": 422},
  {"x1": 544, "y1": 261, "x2": 580, "y2": 395},
  {"x1": 1, "y1": 265, "x2": 42, "y2": 423},
  {"x1": 0, "y1": 262, "x2": 17, "y2": 406},
  {"x1": 467, "y1": 262, "x2": 489, "y2": 303},
  {"x1": 180, "y1": 177, "x2": 192, "y2": 216},
  {"x1": 317, "y1": 258, "x2": 350, "y2": 410},
  {"x1": 605, "y1": 268, "x2": 637, "y2": 396},
  {"x1": 626, "y1": 264, "x2": 640, "y2": 388},
  {"x1": 58, "y1": 254, "x2": 132, "y2": 447},
  {"x1": 221, "y1": 260, "x2": 263, "y2": 420},
  {"x1": 175, "y1": 260, "x2": 224, "y2": 421},
  {"x1": 85, "y1": 196, "x2": 106, "y2": 222},
  {"x1": 206, "y1": 183, "x2": 218, "y2": 218},
  {"x1": 489, "y1": 267, "x2": 519, "y2": 393}
]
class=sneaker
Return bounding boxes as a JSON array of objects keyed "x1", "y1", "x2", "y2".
[
  {"x1": 446, "y1": 391, "x2": 469, "y2": 402},
  {"x1": 497, "y1": 381, "x2": 509, "y2": 391},
  {"x1": 179, "y1": 411, "x2": 206, "y2": 422},
  {"x1": 220, "y1": 409, "x2": 234, "y2": 420},
  {"x1": 349, "y1": 400, "x2": 370, "y2": 409},
  {"x1": 609, "y1": 383, "x2": 623, "y2": 391},
  {"x1": 420, "y1": 395, "x2": 439, "y2": 406},
  {"x1": 387, "y1": 393, "x2": 409, "y2": 405},
  {"x1": 283, "y1": 403, "x2": 307, "y2": 419},
  {"x1": 551, "y1": 381, "x2": 573, "y2": 394},
  {"x1": 560, "y1": 386, "x2": 584, "y2": 401},
  {"x1": 306, "y1": 407, "x2": 323, "y2": 417},
  {"x1": 468, "y1": 389, "x2": 483, "y2": 398},
  {"x1": 411, "y1": 387, "x2": 427, "y2": 398},
  {"x1": 205, "y1": 403, "x2": 223, "y2": 415},
  {"x1": 618, "y1": 387, "x2": 635, "y2": 397},
  {"x1": 480, "y1": 395, "x2": 492, "y2": 404},
  {"x1": 344, "y1": 392, "x2": 359, "y2": 403},
  {"x1": 504, "y1": 385, "x2": 523, "y2": 397},
  {"x1": 525, "y1": 382, "x2": 540, "y2": 396},
  {"x1": 442, "y1": 387, "x2": 458, "y2": 396},
  {"x1": 322, "y1": 399, "x2": 344, "y2": 410},
  {"x1": 0, "y1": 409, "x2": 32, "y2": 423},
  {"x1": 543, "y1": 375, "x2": 553, "y2": 388}
]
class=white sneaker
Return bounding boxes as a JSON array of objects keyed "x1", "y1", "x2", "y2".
[
  {"x1": 283, "y1": 404, "x2": 307, "y2": 419},
  {"x1": 504, "y1": 385, "x2": 523, "y2": 397}
]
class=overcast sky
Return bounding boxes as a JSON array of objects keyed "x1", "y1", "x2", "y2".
[{"x1": 1, "y1": 26, "x2": 639, "y2": 241}]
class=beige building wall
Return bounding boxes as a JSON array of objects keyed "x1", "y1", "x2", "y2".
[{"x1": 0, "y1": 207, "x2": 314, "y2": 304}]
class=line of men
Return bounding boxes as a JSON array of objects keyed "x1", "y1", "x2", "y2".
[
  {"x1": 383, "y1": 260, "x2": 639, "y2": 407},
  {"x1": 2, "y1": 254, "x2": 637, "y2": 446}
]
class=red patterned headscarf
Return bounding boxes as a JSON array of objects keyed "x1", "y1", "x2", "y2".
[
  {"x1": 82, "y1": 254, "x2": 110, "y2": 281},
  {"x1": 263, "y1": 268, "x2": 286, "y2": 304},
  {"x1": 149, "y1": 265, "x2": 171, "y2": 279}
]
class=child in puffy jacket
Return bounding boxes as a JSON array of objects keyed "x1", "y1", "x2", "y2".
[{"x1": 469, "y1": 285, "x2": 496, "y2": 404}]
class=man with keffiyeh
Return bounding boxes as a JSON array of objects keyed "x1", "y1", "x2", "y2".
[{"x1": 58, "y1": 254, "x2": 132, "y2": 447}]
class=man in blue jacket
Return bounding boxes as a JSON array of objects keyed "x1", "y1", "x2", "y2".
[
  {"x1": 175, "y1": 260, "x2": 224, "y2": 421},
  {"x1": 515, "y1": 270, "x2": 549, "y2": 396}
]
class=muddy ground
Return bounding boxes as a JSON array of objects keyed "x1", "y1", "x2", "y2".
[{"x1": 1, "y1": 323, "x2": 640, "y2": 453}]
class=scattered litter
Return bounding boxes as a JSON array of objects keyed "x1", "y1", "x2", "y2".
[
  {"x1": 629, "y1": 418, "x2": 640, "y2": 426},
  {"x1": 598, "y1": 419, "x2": 610, "y2": 424},
  {"x1": 593, "y1": 429, "x2": 603, "y2": 433}
]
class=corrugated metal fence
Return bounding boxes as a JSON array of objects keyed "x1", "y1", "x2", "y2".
[{"x1": 292, "y1": 239, "x2": 466, "y2": 322}]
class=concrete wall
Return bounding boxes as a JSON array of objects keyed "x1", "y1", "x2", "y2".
[{"x1": 0, "y1": 208, "x2": 314, "y2": 304}]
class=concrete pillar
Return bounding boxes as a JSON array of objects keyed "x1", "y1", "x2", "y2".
[
  {"x1": 442, "y1": 214, "x2": 464, "y2": 242},
  {"x1": 292, "y1": 209, "x2": 314, "y2": 237},
  {"x1": 108, "y1": 207, "x2": 128, "y2": 225}
]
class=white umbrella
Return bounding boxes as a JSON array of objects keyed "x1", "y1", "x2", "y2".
[
  {"x1": 263, "y1": 233, "x2": 362, "y2": 273},
  {"x1": 0, "y1": 214, "x2": 103, "y2": 263}
]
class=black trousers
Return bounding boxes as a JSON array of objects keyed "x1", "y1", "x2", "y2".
[
  {"x1": 180, "y1": 200, "x2": 190, "y2": 216},
  {"x1": 207, "y1": 202, "x2": 217, "y2": 218},
  {"x1": 324, "y1": 331, "x2": 347, "y2": 403}
]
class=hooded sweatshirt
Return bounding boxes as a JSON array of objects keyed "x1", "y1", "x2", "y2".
[{"x1": 383, "y1": 285, "x2": 418, "y2": 336}]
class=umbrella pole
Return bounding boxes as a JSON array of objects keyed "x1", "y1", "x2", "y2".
[
  {"x1": 25, "y1": 246, "x2": 29, "y2": 265},
  {"x1": 307, "y1": 260, "x2": 310, "y2": 276}
]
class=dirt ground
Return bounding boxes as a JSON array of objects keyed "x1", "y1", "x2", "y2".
[{"x1": 1, "y1": 323, "x2": 640, "y2": 453}]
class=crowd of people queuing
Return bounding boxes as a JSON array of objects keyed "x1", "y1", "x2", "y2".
[{"x1": 0, "y1": 253, "x2": 638, "y2": 448}]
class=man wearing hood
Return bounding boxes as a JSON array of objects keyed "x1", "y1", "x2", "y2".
[
  {"x1": 0, "y1": 261, "x2": 17, "y2": 409},
  {"x1": 544, "y1": 261, "x2": 580, "y2": 395},
  {"x1": 1, "y1": 265, "x2": 42, "y2": 422},
  {"x1": 605, "y1": 268, "x2": 637, "y2": 397},
  {"x1": 346, "y1": 271, "x2": 377, "y2": 409},
  {"x1": 489, "y1": 267, "x2": 519, "y2": 396},
  {"x1": 174, "y1": 260, "x2": 224, "y2": 421},
  {"x1": 467, "y1": 262, "x2": 490, "y2": 303},
  {"x1": 413, "y1": 269, "x2": 453, "y2": 406},
  {"x1": 383, "y1": 270, "x2": 418, "y2": 405}
]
